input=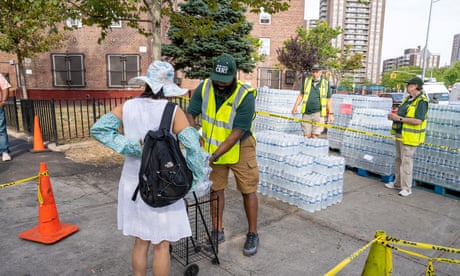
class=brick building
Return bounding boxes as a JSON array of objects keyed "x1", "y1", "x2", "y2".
[{"x1": 0, "y1": 2, "x2": 305, "y2": 99}]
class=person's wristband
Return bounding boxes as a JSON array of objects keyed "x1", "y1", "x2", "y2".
[
  {"x1": 329, "y1": 113, "x2": 334, "y2": 115},
  {"x1": 400, "y1": 117, "x2": 403, "y2": 121},
  {"x1": 212, "y1": 153, "x2": 219, "y2": 162}
]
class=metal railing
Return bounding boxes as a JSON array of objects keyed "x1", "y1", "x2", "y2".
[{"x1": 4, "y1": 96, "x2": 191, "y2": 145}]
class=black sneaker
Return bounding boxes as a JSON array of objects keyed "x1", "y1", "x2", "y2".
[
  {"x1": 204, "y1": 229, "x2": 224, "y2": 251},
  {"x1": 243, "y1": 232, "x2": 259, "y2": 256}
]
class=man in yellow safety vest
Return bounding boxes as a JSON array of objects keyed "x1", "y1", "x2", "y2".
[
  {"x1": 186, "y1": 54, "x2": 260, "y2": 256},
  {"x1": 292, "y1": 64, "x2": 334, "y2": 138}
]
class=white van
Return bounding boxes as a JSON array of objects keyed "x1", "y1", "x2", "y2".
[
  {"x1": 423, "y1": 82, "x2": 450, "y2": 105},
  {"x1": 449, "y1": 82, "x2": 460, "y2": 105}
]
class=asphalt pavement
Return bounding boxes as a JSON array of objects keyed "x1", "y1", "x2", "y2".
[{"x1": 1, "y1": 132, "x2": 459, "y2": 276}]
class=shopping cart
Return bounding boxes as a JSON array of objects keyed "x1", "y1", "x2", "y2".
[{"x1": 171, "y1": 192, "x2": 220, "y2": 276}]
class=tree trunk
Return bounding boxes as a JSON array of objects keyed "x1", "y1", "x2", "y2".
[
  {"x1": 151, "y1": 0, "x2": 161, "y2": 60},
  {"x1": 16, "y1": 54, "x2": 28, "y2": 99}
]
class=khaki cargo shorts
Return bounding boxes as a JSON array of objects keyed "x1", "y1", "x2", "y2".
[
  {"x1": 301, "y1": 112, "x2": 325, "y2": 136},
  {"x1": 209, "y1": 136, "x2": 259, "y2": 194}
]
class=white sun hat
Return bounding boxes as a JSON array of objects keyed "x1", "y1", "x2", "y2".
[{"x1": 128, "y1": 61, "x2": 188, "y2": 97}]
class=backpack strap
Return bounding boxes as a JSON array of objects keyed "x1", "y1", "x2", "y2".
[{"x1": 159, "y1": 102, "x2": 177, "y2": 131}]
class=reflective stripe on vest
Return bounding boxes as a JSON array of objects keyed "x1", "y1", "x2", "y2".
[
  {"x1": 301, "y1": 77, "x2": 328, "y2": 116},
  {"x1": 391, "y1": 94, "x2": 428, "y2": 146},
  {"x1": 201, "y1": 79, "x2": 254, "y2": 164}
]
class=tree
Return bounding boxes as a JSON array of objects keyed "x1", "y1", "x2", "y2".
[
  {"x1": 0, "y1": 0, "x2": 67, "y2": 97},
  {"x1": 276, "y1": 33, "x2": 318, "y2": 87},
  {"x1": 66, "y1": 0, "x2": 290, "y2": 62},
  {"x1": 440, "y1": 61, "x2": 460, "y2": 85},
  {"x1": 0, "y1": 0, "x2": 290, "y2": 97},
  {"x1": 162, "y1": 0, "x2": 258, "y2": 79},
  {"x1": 328, "y1": 45, "x2": 363, "y2": 89},
  {"x1": 380, "y1": 66, "x2": 421, "y2": 91},
  {"x1": 276, "y1": 22, "x2": 342, "y2": 86}
]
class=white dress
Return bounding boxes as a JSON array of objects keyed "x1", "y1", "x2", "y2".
[{"x1": 118, "y1": 98, "x2": 191, "y2": 244}]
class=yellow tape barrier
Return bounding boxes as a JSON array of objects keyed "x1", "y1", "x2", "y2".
[
  {"x1": 324, "y1": 237, "x2": 379, "y2": 276},
  {"x1": 178, "y1": 95, "x2": 459, "y2": 152},
  {"x1": 1, "y1": 171, "x2": 49, "y2": 204},
  {"x1": 255, "y1": 110, "x2": 460, "y2": 153},
  {"x1": 325, "y1": 230, "x2": 460, "y2": 275}
]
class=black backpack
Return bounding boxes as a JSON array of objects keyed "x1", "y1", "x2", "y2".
[{"x1": 131, "y1": 102, "x2": 193, "y2": 208}]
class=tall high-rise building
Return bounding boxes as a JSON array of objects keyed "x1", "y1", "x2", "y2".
[
  {"x1": 319, "y1": 0, "x2": 386, "y2": 84},
  {"x1": 450, "y1": 33, "x2": 460, "y2": 66},
  {"x1": 382, "y1": 46, "x2": 440, "y2": 73}
]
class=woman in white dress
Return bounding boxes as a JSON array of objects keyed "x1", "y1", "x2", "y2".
[{"x1": 91, "y1": 61, "x2": 203, "y2": 276}]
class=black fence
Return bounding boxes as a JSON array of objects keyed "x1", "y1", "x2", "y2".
[{"x1": 4, "y1": 96, "x2": 191, "y2": 145}]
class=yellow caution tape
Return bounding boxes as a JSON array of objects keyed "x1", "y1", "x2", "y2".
[
  {"x1": 0, "y1": 175, "x2": 39, "y2": 189},
  {"x1": 324, "y1": 237, "x2": 379, "y2": 276},
  {"x1": 176, "y1": 95, "x2": 460, "y2": 152},
  {"x1": 37, "y1": 171, "x2": 48, "y2": 205},
  {"x1": 176, "y1": 95, "x2": 458, "y2": 152},
  {"x1": 385, "y1": 235, "x2": 460, "y2": 254},
  {"x1": 326, "y1": 230, "x2": 460, "y2": 275},
  {"x1": 1, "y1": 171, "x2": 48, "y2": 204},
  {"x1": 382, "y1": 235, "x2": 460, "y2": 266},
  {"x1": 255, "y1": 110, "x2": 460, "y2": 152}
]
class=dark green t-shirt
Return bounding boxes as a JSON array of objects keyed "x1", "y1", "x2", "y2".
[
  {"x1": 393, "y1": 93, "x2": 429, "y2": 134},
  {"x1": 300, "y1": 77, "x2": 331, "y2": 114},
  {"x1": 187, "y1": 80, "x2": 255, "y2": 139}
]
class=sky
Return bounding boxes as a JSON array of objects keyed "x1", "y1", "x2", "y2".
[{"x1": 305, "y1": 0, "x2": 460, "y2": 66}]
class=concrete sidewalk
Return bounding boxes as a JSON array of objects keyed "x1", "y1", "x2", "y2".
[{"x1": 1, "y1": 135, "x2": 459, "y2": 276}]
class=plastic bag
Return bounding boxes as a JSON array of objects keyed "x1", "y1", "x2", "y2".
[{"x1": 185, "y1": 150, "x2": 212, "y2": 199}]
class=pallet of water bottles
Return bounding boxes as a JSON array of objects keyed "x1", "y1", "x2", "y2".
[
  {"x1": 414, "y1": 179, "x2": 460, "y2": 200},
  {"x1": 346, "y1": 165, "x2": 395, "y2": 184}
]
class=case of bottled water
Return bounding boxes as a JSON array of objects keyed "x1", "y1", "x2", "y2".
[
  {"x1": 328, "y1": 95, "x2": 395, "y2": 176},
  {"x1": 413, "y1": 105, "x2": 460, "y2": 190},
  {"x1": 254, "y1": 88, "x2": 349, "y2": 211},
  {"x1": 254, "y1": 87, "x2": 303, "y2": 135}
]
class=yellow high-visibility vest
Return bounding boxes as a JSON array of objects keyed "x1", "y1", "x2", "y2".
[
  {"x1": 391, "y1": 94, "x2": 428, "y2": 146},
  {"x1": 301, "y1": 77, "x2": 328, "y2": 116},
  {"x1": 200, "y1": 79, "x2": 256, "y2": 164}
]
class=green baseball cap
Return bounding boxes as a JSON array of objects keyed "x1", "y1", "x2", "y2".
[
  {"x1": 405, "y1": 77, "x2": 424, "y2": 88},
  {"x1": 312, "y1": 64, "x2": 322, "y2": 71},
  {"x1": 210, "y1": 54, "x2": 236, "y2": 83}
]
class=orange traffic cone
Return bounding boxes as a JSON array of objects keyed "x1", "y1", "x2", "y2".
[
  {"x1": 30, "y1": 115, "x2": 49, "y2": 152},
  {"x1": 19, "y1": 162, "x2": 79, "y2": 244}
]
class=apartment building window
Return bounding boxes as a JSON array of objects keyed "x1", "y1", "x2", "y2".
[
  {"x1": 259, "y1": 38, "x2": 270, "y2": 56},
  {"x1": 285, "y1": 70, "x2": 296, "y2": 85},
  {"x1": 107, "y1": 54, "x2": 140, "y2": 87},
  {"x1": 51, "y1": 54, "x2": 85, "y2": 87},
  {"x1": 66, "y1": 18, "x2": 82, "y2": 28},
  {"x1": 259, "y1": 8, "x2": 271, "y2": 24},
  {"x1": 110, "y1": 20, "x2": 122, "y2": 28},
  {"x1": 258, "y1": 67, "x2": 281, "y2": 88}
]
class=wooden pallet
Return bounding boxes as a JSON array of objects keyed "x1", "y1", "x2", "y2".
[
  {"x1": 348, "y1": 167, "x2": 395, "y2": 183},
  {"x1": 415, "y1": 180, "x2": 460, "y2": 200}
]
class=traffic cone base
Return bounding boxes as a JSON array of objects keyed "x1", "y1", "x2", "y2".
[
  {"x1": 19, "y1": 223, "x2": 79, "y2": 244},
  {"x1": 18, "y1": 162, "x2": 79, "y2": 244},
  {"x1": 30, "y1": 115, "x2": 50, "y2": 153}
]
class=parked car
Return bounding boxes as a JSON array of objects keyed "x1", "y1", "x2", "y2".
[
  {"x1": 423, "y1": 82, "x2": 450, "y2": 105},
  {"x1": 379, "y1": 92, "x2": 405, "y2": 113},
  {"x1": 449, "y1": 82, "x2": 460, "y2": 105}
]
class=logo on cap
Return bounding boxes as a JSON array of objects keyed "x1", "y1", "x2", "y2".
[{"x1": 215, "y1": 64, "x2": 229, "y2": 74}]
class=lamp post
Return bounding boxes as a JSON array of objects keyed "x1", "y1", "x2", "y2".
[{"x1": 421, "y1": 0, "x2": 440, "y2": 81}]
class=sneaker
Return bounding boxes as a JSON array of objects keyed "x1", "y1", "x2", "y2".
[
  {"x1": 204, "y1": 229, "x2": 224, "y2": 250},
  {"x1": 384, "y1": 182, "x2": 400, "y2": 190},
  {"x1": 243, "y1": 232, "x2": 259, "y2": 256},
  {"x1": 2, "y1": 152, "x2": 11, "y2": 162},
  {"x1": 399, "y1": 189, "x2": 412, "y2": 197}
]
